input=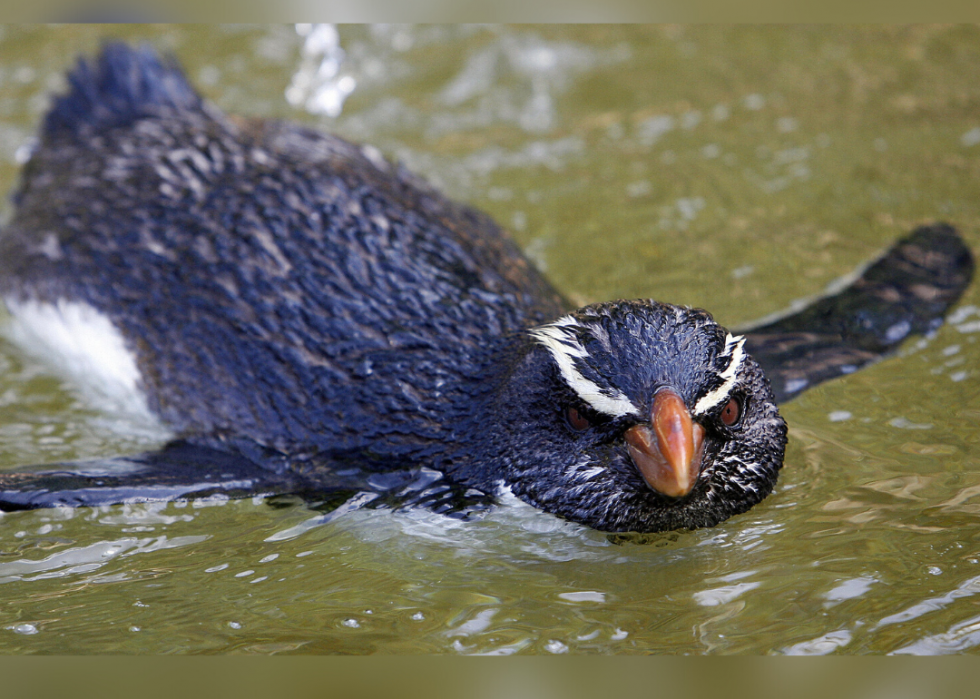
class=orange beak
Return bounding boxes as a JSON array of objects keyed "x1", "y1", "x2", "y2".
[{"x1": 625, "y1": 389, "x2": 705, "y2": 499}]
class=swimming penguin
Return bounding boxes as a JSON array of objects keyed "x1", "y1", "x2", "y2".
[{"x1": 0, "y1": 44, "x2": 972, "y2": 531}]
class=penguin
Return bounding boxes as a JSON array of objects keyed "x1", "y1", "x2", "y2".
[{"x1": 0, "y1": 44, "x2": 972, "y2": 532}]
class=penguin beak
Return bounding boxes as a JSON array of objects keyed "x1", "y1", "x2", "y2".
[{"x1": 625, "y1": 389, "x2": 705, "y2": 499}]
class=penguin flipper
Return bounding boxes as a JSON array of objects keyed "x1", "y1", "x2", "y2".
[
  {"x1": 0, "y1": 440, "x2": 496, "y2": 518},
  {"x1": 0, "y1": 440, "x2": 306, "y2": 511},
  {"x1": 743, "y1": 223, "x2": 975, "y2": 404}
]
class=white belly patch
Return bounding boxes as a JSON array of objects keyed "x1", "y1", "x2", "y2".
[{"x1": 2, "y1": 297, "x2": 160, "y2": 426}]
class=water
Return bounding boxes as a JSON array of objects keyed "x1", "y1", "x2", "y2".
[{"x1": 1, "y1": 24, "x2": 979, "y2": 654}]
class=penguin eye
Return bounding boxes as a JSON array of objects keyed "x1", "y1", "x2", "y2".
[
  {"x1": 719, "y1": 396, "x2": 742, "y2": 427},
  {"x1": 565, "y1": 406, "x2": 592, "y2": 431}
]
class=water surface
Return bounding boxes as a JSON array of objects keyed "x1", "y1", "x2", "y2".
[{"x1": 1, "y1": 25, "x2": 979, "y2": 654}]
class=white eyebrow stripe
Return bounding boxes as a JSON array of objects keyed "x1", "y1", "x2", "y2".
[
  {"x1": 529, "y1": 317, "x2": 640, "y2": 419},
  {"x1": 694, "y1": 333, "x2": 746, "y2": 415}
]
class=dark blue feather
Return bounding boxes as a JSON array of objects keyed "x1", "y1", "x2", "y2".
[{"x1": 43, "y1": 42, "x2": 202, "y2": 139}]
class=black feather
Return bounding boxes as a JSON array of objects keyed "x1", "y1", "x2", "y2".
[{"x1": 43, "y1": 41, "x2": 202, "y2": 140}]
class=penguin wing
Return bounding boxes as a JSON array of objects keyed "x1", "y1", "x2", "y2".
[
  {"x1": 743, "y1": 223, "x2": 974, "y2": 404},
  {"x1": 0, "y1": 441, "x2": 306, "y2": 510},
  {"x1": 0, "y1": 439, "x2": 495, "y2": 518}
]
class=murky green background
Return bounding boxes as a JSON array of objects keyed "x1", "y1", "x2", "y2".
[{"x1": 1, "y1": 24, "x2": 979, "y2": 654}]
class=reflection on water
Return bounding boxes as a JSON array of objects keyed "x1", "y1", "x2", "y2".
[
  {"x1": 0, "y1": 533, "x2": 209, "y2": 585},
  {"x1": 0, "y1": 24, "x2": 979, "y2": 654}
]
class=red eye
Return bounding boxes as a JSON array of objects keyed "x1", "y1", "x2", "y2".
[
  {"x1": 720, "y1": 396, "x2": 742, "y2": 427},
  {"x1": 566, "y1": 406, "x2": 591, "y2": 431}
]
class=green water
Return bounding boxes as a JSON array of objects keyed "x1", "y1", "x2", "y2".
[{"x1": 1, "y1": 24, "x2": 980, "y2": 654}]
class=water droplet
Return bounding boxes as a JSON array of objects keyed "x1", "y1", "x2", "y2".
[
  {"x1": 889, "y1": 417, "x2": 933, "y2": 430},
  {"x1": 558, "y1": 591, "x2": 606, "y2": 603},
  {"x1": 777, "y1": 117, "x2": 798, "y2": 133},
  {"x1": 545, "y1": 639, "x2": 568, "y2": 654},
  {"x1": 961, "y1": 127, "x2": 980, "y2": 148}
]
